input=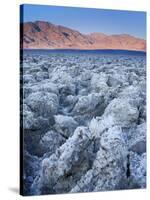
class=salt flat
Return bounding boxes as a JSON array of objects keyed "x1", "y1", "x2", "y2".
[{"x1": 20, "y1": 50, "x2": 146, "y2": 195}]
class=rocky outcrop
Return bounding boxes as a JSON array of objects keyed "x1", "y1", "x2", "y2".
[{"x1": 21, "y1": 21, "x2": 146, "y2": 51}]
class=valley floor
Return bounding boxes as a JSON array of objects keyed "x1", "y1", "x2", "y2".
[{"x1": 21, "y1": 51, "x2": 146, "y2": 195}]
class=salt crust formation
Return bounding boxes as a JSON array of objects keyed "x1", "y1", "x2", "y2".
[{"x1": 21, "y1": 52, "x2": 146, "y2": 195}]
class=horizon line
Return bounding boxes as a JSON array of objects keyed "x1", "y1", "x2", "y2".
[{"x1": 21, "y1": 48, "x2": 146, "y2": 53}]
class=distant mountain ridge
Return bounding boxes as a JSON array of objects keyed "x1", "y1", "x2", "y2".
[{"x1": 20, "y1": 21, "x2": 146, "y2": 51}]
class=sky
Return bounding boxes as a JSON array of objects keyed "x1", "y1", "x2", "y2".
[{"x1": 20, "y1": 4, "x2": 146, "y2": 39}]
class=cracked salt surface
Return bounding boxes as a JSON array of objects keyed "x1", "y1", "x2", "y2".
[{"x1": 21, "y1": 50, "x2": 146, "y2": 195}]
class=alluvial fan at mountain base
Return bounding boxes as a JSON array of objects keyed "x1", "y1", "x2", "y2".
[{"x1": 21, "y1": 49, "x2": 146, "y2": 195}]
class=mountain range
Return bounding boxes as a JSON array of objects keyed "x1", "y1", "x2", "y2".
[{"x1": 20, "y1": 21, "x2": 146, "y2": 51}]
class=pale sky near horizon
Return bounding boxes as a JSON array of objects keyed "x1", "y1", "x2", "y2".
[{"x1": 20, "y1": 4, "x2": 146, "y2": 39}]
